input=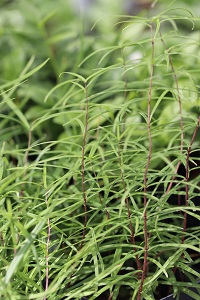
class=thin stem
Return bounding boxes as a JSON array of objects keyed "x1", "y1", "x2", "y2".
[
  {"x1": 108, "y1": 292, "x2": 113, "y2": 300},
  {"x1": 159, "y1": 30, "x2": 184, "y2": 195},
  {"x1": 137, "y1": 22, "x2": 154, "y2": 300},
  {"x1": 118, "y1": 48, "x2": 141, "y2": 274}
]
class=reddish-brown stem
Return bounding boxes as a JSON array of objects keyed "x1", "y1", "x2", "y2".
[
  {"x1": 118, "y1": 48, "x2": 141, "y2": 274},
  {"x1": 108, "y1": 292, "x2": 113, "y2": 300},
  {"x1": 80, "y1": 81, "x2": 89, "y2": 249},
  {"x1": 159, "y1": 30, "x2": 184, "y2": 195},
  {"x1": 137, "y1": 22, "x2": 154, "y2": 300},
  {"x1": 182, "y1": 116, "x2": 200, "y2": 243}
]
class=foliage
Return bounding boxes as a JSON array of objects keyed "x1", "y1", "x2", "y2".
[{"x1": 0, "y1": 1, "x2": 200, "y2": 299}]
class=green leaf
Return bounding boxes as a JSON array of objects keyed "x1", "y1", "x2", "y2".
[{"x1": 4, "y1": 219, "x2": 46, "y2": 284}]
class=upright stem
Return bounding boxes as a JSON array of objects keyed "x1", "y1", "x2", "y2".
[
  {"x1": 137, "y1": 22, "x2": 154, "y2": 300},
  {"x1": 159, "y1": 30, "x2": 184, "y2": 194},
  {"x1": 118, "y1": 48, "x2": 141, "y2": 275}
]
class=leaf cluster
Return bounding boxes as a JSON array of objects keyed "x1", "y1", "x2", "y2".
[{"x1": 0, "y1": 1, "x2": 200, "y2": 299}]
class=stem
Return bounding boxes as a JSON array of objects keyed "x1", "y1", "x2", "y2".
[
  {"x1": 159, "y1": 30, "x2": 184, "y2": 195},
  {"x1": 118, "y1": 48, "x2": 141, "y2": 274},
  {"x1": 108, "y1": 292, "x2": 113, "y2": 300},
  {"x1": 137, "y1": 22, "x2": 154, "y2": 300}
]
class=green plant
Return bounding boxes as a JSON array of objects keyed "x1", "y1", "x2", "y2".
[{"x1": 0, "y1": 1, "x2": 200, "y2": 299}]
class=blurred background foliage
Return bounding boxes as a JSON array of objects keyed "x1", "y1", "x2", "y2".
[{"x1": 0, "y1": 0, "x2": 199, "y2": 144}]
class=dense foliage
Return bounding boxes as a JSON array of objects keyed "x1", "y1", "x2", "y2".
[{"x1": 0, "y1": 1, "x2": 200, "y2": 299}]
